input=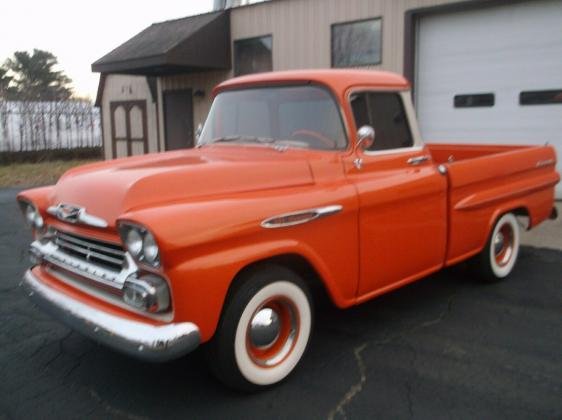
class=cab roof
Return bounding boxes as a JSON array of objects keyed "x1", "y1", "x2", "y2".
[{"x1": 214, "y1": 69, "x2": 410, "y2": 96}]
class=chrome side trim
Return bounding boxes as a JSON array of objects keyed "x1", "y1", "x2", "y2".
[
  {"x1": 47, "y1": 204, "x2": 108, "y2": 228},
  {"x1": 536, "y1": 159, "x2": 555, "y2": 168},
  {"x1": 22, "y1": 270, "x2": 200, "y2": 362},
  {"x1": 261, "y1": 205, "x2": 343, "y2": 229}
]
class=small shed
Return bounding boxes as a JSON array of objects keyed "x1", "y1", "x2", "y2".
[{"x1": 92, "y1": 11, "x2": 230, "y2": 160}]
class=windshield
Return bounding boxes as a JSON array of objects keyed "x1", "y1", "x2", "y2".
[{"x1": 198, "y1": 85, "x2": 347, "y2": 150}]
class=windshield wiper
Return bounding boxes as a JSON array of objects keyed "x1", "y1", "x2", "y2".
[{"x1": 211, "y1": 135, "x2": 276, "y2": 145}]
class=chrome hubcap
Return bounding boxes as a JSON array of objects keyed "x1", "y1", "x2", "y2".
[
  {"x1": 494, "y1": 231, "x2": 505, "y2": 255},
  {"x1": 246, "y1": 298, "x2": 300, "y2": 367},
  {"x1": 249, "y1": 307, "x2": 281, "y2": 349}
]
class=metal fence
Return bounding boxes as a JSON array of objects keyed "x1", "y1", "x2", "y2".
[{"x1": 0, "y1": 100, "x2": 102, "y2": 152}]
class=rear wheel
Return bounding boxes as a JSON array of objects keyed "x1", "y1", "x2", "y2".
[
  {"x1": 471, "y1": 212, "x2": 520, "y2": 282},
  {"x1": 207, "y1": 265, "x2": 313, "y2": 391}
]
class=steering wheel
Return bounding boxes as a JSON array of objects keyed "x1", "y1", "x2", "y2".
[{"x1": 290, "y1": 129, "x2": 337, "y2": 149}]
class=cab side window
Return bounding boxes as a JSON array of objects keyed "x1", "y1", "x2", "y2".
[{"x1": 350, "y1": 92, "x2": 413, "y2": 151}]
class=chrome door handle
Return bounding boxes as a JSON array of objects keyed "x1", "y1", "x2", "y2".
[{"x1": 407, "y1": 155, "x2": 430, "y2": 165}]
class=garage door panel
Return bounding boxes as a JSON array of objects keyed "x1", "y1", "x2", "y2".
[{"x1": 416, "y1": 0, "x2": 562, "y2": 197}]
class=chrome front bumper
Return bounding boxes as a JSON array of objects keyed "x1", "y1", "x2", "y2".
[{"x1": 22, "y1": 269, "x2": 200, "y2": 362}]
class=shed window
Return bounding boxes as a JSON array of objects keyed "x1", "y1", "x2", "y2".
[
  {"x1": 331, "y1": 18, "x2": 382, "y2": 67},
  {"x1": 350, "y1": 92, "x2": 413, "y2": 151},
  {"x1": 520, "y1": 89, "x2": 562, "y2": 106},
  {"x1": 454, "y1": 93, "x2": 495, "y2": 108},
  {"x1": 234, "y1": 35, "x2": 273, "y2": 76}
]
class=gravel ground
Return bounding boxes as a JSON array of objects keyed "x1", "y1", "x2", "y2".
[{"x1": 1, "y1": 188, "x2": 561, "y2": 419}]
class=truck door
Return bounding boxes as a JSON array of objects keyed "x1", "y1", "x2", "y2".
[{"x1": 343, "y1": 90, "x2": 447, "y2": 298}]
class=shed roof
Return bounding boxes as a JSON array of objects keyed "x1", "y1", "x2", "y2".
[{"x1": 91, "y1": 10, "x2": 230, "y2": 75}]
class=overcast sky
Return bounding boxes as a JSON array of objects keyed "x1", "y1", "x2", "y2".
[{"x1": 0, "y1": 0, "x2": 214, "y2": 100}]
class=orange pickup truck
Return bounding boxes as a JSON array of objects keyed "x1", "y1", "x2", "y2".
[{"x1": 18, "y1": 70, "x2": 559, "y2": 391}]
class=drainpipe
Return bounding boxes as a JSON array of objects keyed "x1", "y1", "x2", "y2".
[{"x1": 213, "y1": 0, "x2": 227, "y2": 10}]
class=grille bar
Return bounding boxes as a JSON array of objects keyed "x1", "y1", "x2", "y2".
[
  {"x1": 43, "y1": 247, "x2": 122, "y2": 286},
  {"x1": 53, "y1": 230, "x2": 125, "y2": 271},
  {"x1": 31, "y1": 237, "x2": 138, "y2": 290},
  {"x1": 56, "y1": 231, "x2": 125, "y2": 257},
  {"x1": 54, "y1": 237, "x2": 124, "y2": 266}
]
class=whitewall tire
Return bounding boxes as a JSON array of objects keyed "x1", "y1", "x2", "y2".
[
  {"x1": 472, "y1": 212, "x2": 520, "y2": 282},
  {"x1": 207, "y1": 265, "x2": 313, "y2": 391}
]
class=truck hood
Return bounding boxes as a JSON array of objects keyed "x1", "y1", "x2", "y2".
[{"x1": 49, "y1": 147, "x2": 314, "y2": 227}]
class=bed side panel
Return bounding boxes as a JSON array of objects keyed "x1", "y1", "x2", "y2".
[{"x1": 444, "y1": 145, "x2": 559, "y2": 265}]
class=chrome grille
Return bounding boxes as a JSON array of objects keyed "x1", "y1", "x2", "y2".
[{"x1": 53, "y1": 230, "x2": 125, "y2": 272}]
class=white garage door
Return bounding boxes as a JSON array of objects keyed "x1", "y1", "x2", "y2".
[{"x1": 416, "y1": 0, "x2": 562, "y2": 198}]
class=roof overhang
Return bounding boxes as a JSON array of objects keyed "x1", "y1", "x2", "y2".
[{"x1": 92, "y1": 11, "x2": 231, "y2": 76}]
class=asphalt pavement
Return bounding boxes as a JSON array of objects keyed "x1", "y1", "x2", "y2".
[{"x1": 1, "y1": 187, "x2": 561, "y2": 419}]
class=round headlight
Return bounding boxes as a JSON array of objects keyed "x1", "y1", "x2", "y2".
[
  {"x1": 24, "y1": 204, "x2": 44, "y2": 229},
  {"x1": 34, "y1": 213, "x2": 44, "y2": 229},
  {"x1": 25, "y1": 205, "x2": 37, "y2": 225},
  {"x1": 143, "y1": 232, "x2": 159, "y2": 266},
  {"x1": 125, "y1": 229, "x2": 143, "y2": 257}
]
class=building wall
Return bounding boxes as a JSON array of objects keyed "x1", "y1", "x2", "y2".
[
  {"x1": 101, "y1": 0, "x2": 478, "y2": 157},
  {"x1": 100, "y1": 75, "x2": 158, "y2": 159},
  {"x1": 159, "y1": 0, "x2": 466, "y2": 140},
  {"x1": 230, "y1": 0, "x2": 467, "y2": 73},
  {"x1": 158, "y1": 70, "x2": 230, "y2": 149}
]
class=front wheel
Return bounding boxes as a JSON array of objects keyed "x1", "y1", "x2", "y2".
[
  {"x1": 471, "y1": 212, "x2": 521, "y2": 282},
  {"x1": 207, "y1": 265, "x2": 313, "y2": 391}
]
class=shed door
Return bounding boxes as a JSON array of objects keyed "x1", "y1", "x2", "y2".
[
  {"x1": 110, "y1": 101, "x2": 148, "y2": 158},
  {"x1": 164, "y1": 90, "x2": 194, "y2": 150},
  {"x1": 415, "y1": 0, "x2": 562, "y2": 197}
]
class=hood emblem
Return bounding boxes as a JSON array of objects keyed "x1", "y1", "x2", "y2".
[{"x1": 47, "y1": 203, "x2": 108, "y2": 228}]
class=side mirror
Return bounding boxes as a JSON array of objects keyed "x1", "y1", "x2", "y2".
[{"x1": 355, "y1": 125, "x2": 375, "y2": 152}]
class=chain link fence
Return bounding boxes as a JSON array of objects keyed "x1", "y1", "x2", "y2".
[{"x1": 0, "y1": 100, "x2": 102, "y2": 152}]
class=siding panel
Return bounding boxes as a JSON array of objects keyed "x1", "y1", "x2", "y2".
[{"x1": 231, "y1": 0, "x2": 462, "y2": 73}]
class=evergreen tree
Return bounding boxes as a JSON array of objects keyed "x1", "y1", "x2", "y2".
[{"x1": 5, "y1": 49, "x2": 73, "y2": 101}]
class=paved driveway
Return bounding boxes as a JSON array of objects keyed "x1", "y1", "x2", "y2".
[{"x1": 1, "y1": 188, "x2": 561, "y2": 419}]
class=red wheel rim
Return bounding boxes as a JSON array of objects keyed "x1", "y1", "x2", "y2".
[
  {"x1": 246, "y1": 297, "x2": 300, "y2": 368},
  {"x1": 494, "y1": 223, "x2": 514, "y2": 267}
]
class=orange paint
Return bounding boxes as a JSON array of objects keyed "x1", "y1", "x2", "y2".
[{"x1": 18, "y1": 70, "x2": 560, "y2": 343}]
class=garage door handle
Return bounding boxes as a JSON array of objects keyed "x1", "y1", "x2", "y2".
[{"x1": 407, "y1": 155, "x2": 430, "y2": 165}]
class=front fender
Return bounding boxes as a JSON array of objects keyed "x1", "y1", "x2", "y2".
[
  {"x1": 123, "y1": 184, "x2": 359, "y2": 342},
  {"x1": 167, "y1": 236, "x2": 357, "y2": 342}
]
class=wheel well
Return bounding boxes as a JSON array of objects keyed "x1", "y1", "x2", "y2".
[
  {"x1": 510, "y1": 206, "x2": 531, "y2": 230},
  {"x1": 228, "y1": 254, "x2": 334, "y2": 309}
]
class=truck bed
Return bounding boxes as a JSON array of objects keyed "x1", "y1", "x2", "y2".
[{"x1": 426, "y1": 143, "x2": 559, "y2": 265}]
